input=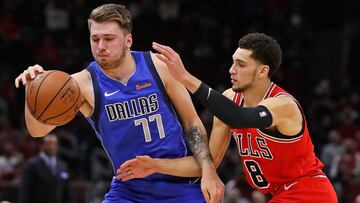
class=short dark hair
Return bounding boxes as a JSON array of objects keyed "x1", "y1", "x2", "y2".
[
  {"x1": 89, "y1": 4, "x2": 132, "y2": 34},
  {"x1": 238, "y1": 33, "x2": 282, "y2": 77}
]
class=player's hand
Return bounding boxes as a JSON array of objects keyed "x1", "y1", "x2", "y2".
[
  {"x1": 201, "y1": 163, "x2": 224, "y2": 203},
  {"x1": 152, "y1": 42, "x2": 189, "y2": 83},
  {"x1": 15, "y1": 64, "x2": 45, "y2": 88},
  {"x1": 116, "y1": 155, "x2": 156, "y2": 181}
]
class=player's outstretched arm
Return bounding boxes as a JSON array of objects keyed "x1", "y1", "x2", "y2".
[
  {"x1": 152, "y1": 42, "x2": 275, "y2": 130},
  {"x1": 117, "y1": 115, "x2": 231, "y2": 179},
  {"x1": 117, "y1": 115, "x2": 230, "y2": 203},
  {"x1": 15, "y1": 65, "x2": 56, "y2": 137}
]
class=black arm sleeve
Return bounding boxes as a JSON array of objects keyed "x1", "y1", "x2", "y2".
[{"x1": 193, "y1": 82, "x2": 273, "y2": 128}]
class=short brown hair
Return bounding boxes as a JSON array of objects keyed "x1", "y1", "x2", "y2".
[
  {"x1": 238, "y1": 33, "x2": 282, "y2": 78},
  {"x1": 89, "y1": 4, "x2": 132, "y2": 33}
]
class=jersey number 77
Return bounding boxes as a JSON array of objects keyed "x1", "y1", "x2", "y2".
[{"x1": 134, "y1": 113, "x2": 165, "y2": 142}]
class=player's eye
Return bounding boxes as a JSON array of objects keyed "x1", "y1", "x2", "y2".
[
  {"x1": 104, "y1": 38, "x2": 114, "y2": 41},
  {"x1": 91, "y1": 38, "x2": 99, "y2": 42}
]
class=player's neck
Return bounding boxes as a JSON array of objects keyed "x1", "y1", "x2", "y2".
[
  {"x1": 242, "y1": 80, "x2": 271, "y2": 107},
  {"x1": 103, "y1": 52, "x2": 135, "y2": 83}
]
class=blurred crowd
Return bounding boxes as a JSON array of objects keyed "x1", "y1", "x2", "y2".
[{"x1": 0, "y1": 0, "x2": 359, "y2": 202}]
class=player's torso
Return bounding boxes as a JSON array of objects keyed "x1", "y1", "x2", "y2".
[
  {"x1": 231, "y1": 82, "x2": 324, "y2": 194},
  {"x1": 86, "y1": 51, "x2": 188, "y2": 172}
]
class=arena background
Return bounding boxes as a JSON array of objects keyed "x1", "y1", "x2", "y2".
[{"x1": 0, "y1": 0, "x2": 359, "y2": 202}]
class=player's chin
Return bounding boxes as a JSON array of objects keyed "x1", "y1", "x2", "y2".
[{"x1": 96, "y1": 59, "x2": 111, "y2": 68}]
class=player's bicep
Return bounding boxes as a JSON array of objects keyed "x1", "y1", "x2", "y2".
[
  {"x1": 72, "y1": 70, "x2": 94, "y2": 117},
  {"x1": 167, "y1": 80, "x2": 200, "y2": 129},
  {"x1": 259, "y1": 96, "x2": 302, "y2": 135}
]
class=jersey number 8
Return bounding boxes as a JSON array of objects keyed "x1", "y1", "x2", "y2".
[{"x1": 244, "y1": 160, "x2": 269, "y2": 188}]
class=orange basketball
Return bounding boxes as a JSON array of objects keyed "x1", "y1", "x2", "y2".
[{"x1": 26, "y1": 70, "x2": 82, "y2": 126}]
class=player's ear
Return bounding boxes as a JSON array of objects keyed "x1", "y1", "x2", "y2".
[
  {"x1": 258, "y1": 65, "x2": 269, "y2": 79},
  {"x1": 126, "y1": 33, "x2": 133, "y2": 48}
]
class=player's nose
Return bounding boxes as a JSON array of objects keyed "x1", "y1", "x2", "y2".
[
  {"x1": 98, "y1": 40, "x2": 106, "y2": 51},
  {"x1": 229, "y1": 64, "x2": 236, "y2": 74}
]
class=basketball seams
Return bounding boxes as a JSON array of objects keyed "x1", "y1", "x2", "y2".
[
  {"x1": 43, "y1": 81, "x2": 82, "y2": 125},
  {"x1": 37, "y1": 76, "x2": 72, "y2": 120},
  {"x1": 26, "y1": 70, "x2": 55, "y2": 115},
  {"x1": 26, "y1": 70, "x2": 81, "y2": 126}
]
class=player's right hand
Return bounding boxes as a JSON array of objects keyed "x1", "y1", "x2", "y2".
[
  {"x1": 116, "y1": 155, "x2": 157, "y2": 181},
  {"x1": 15, "y1": 64, "x2": 45, "y2": 88}
]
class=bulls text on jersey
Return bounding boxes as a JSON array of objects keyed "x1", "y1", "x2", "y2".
[{"x1": 231, "y1": 131, "x2": 273, "y2": 160}]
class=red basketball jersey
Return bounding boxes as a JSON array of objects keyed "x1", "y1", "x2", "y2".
[{"x1": 231, "y1": 82, "x2": 325, "y2": 194}]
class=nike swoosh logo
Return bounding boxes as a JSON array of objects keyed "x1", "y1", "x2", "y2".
[
  {"x1": 284, "y1": 181, "x2": 298, "y2": 191},
  {"x1": 104, "y1": 90, "x2": 120, "y2": 97}
]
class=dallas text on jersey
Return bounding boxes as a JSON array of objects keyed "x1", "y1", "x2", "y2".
[{"x1": 105, "y1": 93, "x2": 159, "y2": 121}]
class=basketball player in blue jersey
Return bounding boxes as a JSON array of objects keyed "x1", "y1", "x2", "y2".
[{"x1": 14, "y1": 3, "x2": 224, "y2": 203}]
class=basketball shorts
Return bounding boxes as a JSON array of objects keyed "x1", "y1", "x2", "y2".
[
  {"x1": 269, "y1": 175, "x2": 338, "y2": 203},
  {"x1": 102, "y1": 177, "x2": 205, "y2": 203}
]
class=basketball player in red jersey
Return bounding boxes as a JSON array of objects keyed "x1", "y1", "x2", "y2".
[{"x1": 117, "y1": 33, "x2": 338, "y2": 202}]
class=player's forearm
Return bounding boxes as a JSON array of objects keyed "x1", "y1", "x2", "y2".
[
  {"x1": 185, "y1": 125, "x2": 216, "y2": 172},
  {"x1": 25, "y1": 103, "x2": 55, "y2": 137},
  {"x1": 180, "y1": 73, "x2": 202, "y2": 94},
  {"x1": 193, "y1": 82, "x2": 273, "y2": 128},
  {"x1": 153, "y1": 156, "x2": 202, "y2": 177}
]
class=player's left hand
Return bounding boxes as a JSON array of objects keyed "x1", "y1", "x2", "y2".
[
  {"x1": 116, "y1": 155, "x2": 156, "y2": 181},
  {"x1": 201, "y1": 163, "x2": 225, "y2": 203}
]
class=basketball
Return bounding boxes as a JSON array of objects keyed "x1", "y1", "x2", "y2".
[{"x1": 26, "y1": 70, "x2": 82, "y2": 126}]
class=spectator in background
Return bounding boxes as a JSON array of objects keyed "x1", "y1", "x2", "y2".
[
  {"x1": 0, "y1": 141, "x2": 23, "y2": 180},
  {"x1": 17, "y1": 134, "x2": 72, "y2": 203},
  {"x1": 321, "y1": 130, "x2": 345, "y2": 176}
]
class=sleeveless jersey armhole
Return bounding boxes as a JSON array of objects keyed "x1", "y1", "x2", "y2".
[{"x1": 86, "y1": 66, "x2": 102, "y2": 132}]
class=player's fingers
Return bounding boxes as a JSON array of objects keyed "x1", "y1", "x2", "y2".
[
  {"x1": 202, "y1": 189, "x2": 210, "y2": 203},
  {"x1": 21, "y1": 70, "x2": 29, "y2": 86},
  {"x1": 152, "y1": 42, "x2": 175, "y2": 61},
  {"x1": 118, "y1": 158, "x2": 140, "y2": 174},
  {"x1": 117, "y1": 162, "x2": 131, "y2": 174},
  {"x1": 155, "y1": 53, "x2": 171, "y2": 65},
  {"x1": 153, "y1": 42, "x2": 177, "y2": 58},
  {"x1": 210, "y1": 189, "x2": 222, "y2": 203},
  {"x1": 32, "y1": 64, "x2": 45, "y2": 73},
  {"x1": 28, "y1": 67, "x2": 36, "y2": 79},
  {"x1": 219, "y1": 186, "x2": 224, "y2": 202},
  {"x1": 29, "y1": 65, "x2": 45, "y2": 79},
  {"x1": 15, "y1": 74, "x2": 22, "y2": 88},
  {"x1": 116, "y1": 170, "x2": 132, "y2": 181},
  {"x1": 120, "y1": 172, "x2": 137, "y2": 181}
]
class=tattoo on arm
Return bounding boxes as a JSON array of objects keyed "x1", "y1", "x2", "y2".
[{"x1": 185, "y1": 126, "x2": 212, "y2": 167}]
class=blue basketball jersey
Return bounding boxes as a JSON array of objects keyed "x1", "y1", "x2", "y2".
[
  {"x1": 86, "y1": 51, "x2": 192, "y2": 174},
  {"x1": 87, "y1": 51, "x2": 204, "y2": 203}
]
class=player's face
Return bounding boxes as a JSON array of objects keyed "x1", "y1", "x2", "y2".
[
  {"x1": 229, "y1": 48, "x2": 262, "y2": 93},
  {"x1": 89, "y1": 20, "x2": 132, "y2": 69}
]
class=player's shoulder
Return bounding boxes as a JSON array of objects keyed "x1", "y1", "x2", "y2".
[
  {"x1": 149, "y1": 51, "x2": 166, "y2": 70},
  {"x1": 148, "y1": 51, "x2": 172, "y2": 85},
  {"x1": 223, "y1": 88, "x2": 236, "y2": 99},
  {"x1": 71, "y1": 69, "x2": 91, "y2": 87}
]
